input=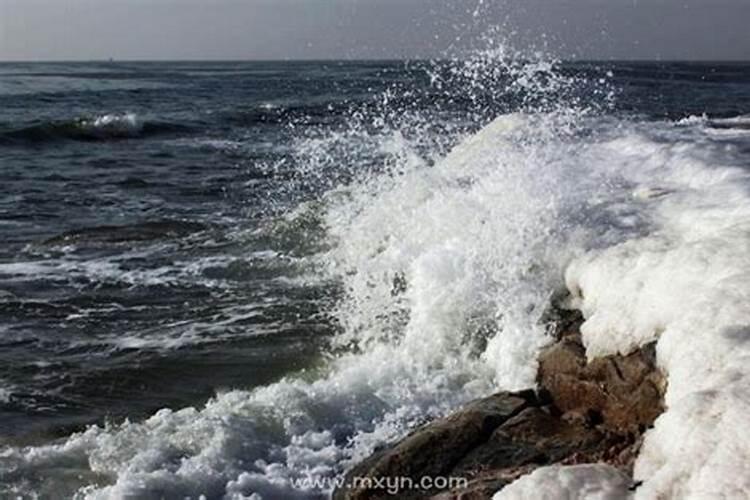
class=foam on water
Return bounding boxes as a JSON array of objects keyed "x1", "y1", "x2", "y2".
[
  {"x1": 562, "y1": 128, "x2": 750, "y2": 499},
  {"x1": 494, "y1": 464, "x2": 631, "y2": 500},
  {"x1": 2, "y1": 53, "x2": 750, "y2": 500},
  {"x1": 0, "y1": 386, "x2": 13, "y2": 404},
  {"x1": 82, "y1": 113, "x2": 143, "y2": 137},
  {"x1": 494, "y1": 121, "x2": 750, "y2": 498}
]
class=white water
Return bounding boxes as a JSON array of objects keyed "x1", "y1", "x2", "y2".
[
  {"x1": 78, "y1": 113, "x2": 143, "y2": 137},
  {"x1": 493, "y1": 115, "x2": 750, "y2": 499},
  {"x1": 2, "y1": 64, "x2": 750, "y2": 500}
]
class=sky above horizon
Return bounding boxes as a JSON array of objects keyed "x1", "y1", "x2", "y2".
[{"x1": 1, "y1": 0, "x2": 749, "y2": 61}]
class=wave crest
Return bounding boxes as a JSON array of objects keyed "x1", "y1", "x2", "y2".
[{"x1": 0, "y1": 113, "x2": 186, "y2": 144}]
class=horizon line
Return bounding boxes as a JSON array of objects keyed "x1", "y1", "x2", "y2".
[{"x1": 1, "y1": 57, "x2": 750, "y2": 64}]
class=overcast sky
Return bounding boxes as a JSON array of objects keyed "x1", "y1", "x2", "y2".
[{"x1": 1, "y1": 0, "x2": 748, "y2": 61}]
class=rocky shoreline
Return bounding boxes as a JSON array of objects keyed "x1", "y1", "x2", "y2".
[{"x1": 334, "y1": 309, "x2": 666, "y2": 499}]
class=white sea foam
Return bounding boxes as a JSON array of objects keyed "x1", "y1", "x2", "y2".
[
  {"x1": 78, "y1": 113, "x2": 143, "y2": 137},
  {"x1": 0, "y1": 253, "x2": 236, "y2": 289},
  {"x1": 494, "y1": 464, "x2": 631, "y2": 500},
  {"x1": 0, "y1": 387, "x2": 12, "y2": 404},
  {"x1": 492, "y1": 120, "x2": 750, "y2": 499},
  {"x1": 563, "y1": 129, "x2": 750, "y2": 499}
]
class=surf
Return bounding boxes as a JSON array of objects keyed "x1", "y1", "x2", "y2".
[{"x1": 1, "y1": 51, "x2": 750, "y2": 500}]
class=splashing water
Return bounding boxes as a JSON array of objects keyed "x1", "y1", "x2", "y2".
[{"x1": 2, "y1": 41, "x2": 750, "y2": 500}]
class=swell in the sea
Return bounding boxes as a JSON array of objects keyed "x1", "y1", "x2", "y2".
[{"x1": 0, "y1": 113, "x2": 189, "y2": 144}]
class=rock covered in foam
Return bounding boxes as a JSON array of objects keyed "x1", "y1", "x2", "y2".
[
  {"x1": 564, "y1": 163, "x2": 750, "y2": 498},
  {"x1": 333, "y1": 309, "x2": 665, "y2": 500}
]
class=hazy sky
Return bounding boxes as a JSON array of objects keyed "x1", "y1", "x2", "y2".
[{"x1": 1, "y1": 0, "x2": 748, "y2": 61}]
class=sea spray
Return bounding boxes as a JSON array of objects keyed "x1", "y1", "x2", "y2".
[
  {"x1": 0, "y1": 42, "x2": 616, "y2": 498},
  {"x1": 2, "y1": 47, "x2": 748, "y2": 500}
]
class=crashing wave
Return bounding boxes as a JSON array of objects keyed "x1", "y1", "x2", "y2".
[{"x1": 1, "y1": 52, "x2": 749, "y2": 500}]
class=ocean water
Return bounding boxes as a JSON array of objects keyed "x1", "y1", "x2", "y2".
[{"x1": 1, "y1": 56, "x2": 750, "y2": 499}]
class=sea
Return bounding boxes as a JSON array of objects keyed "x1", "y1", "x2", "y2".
[{"x1": 1, "y1": 54, "x2": 750, "y2": 498}]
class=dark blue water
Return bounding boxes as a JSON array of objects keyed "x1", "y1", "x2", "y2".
[{"x1": 1, "y1": 59, "x2": 749, "y2": 443}]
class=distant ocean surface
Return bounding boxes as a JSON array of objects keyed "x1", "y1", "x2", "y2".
[{"x1": 1, "y1": 59, "x2": 750, "y2": 498}]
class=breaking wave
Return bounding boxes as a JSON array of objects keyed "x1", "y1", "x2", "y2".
[
  {"x1": 0, "y1": 113, "x2": 188, "y2": 144},
  {"x1": 2, "y1": 49, "x2": 750, "y2": 500}
]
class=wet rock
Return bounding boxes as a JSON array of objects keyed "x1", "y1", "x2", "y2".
[
  {"x1": 538, "y1": 332, "x2": 664, "y2": 435},
  {"x1": 334, "y1": 308, "x2": 666, "y2": 500},
  {"x1": 333, "y1": 392, "x2": 533, "y2": 500}
]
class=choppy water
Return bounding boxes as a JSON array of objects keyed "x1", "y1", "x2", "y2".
[{"x1": 1, "y1": 57, "x2": 750, "y2": 499}]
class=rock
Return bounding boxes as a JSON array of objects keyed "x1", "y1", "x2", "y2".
[
  {"x1": 334, "y1": 307, "x2": 666, "y2": 500},
  {"x1": 538, "y1": 332, "x2": 664, "y2": 435},
  {"x1": 333, "y1": 392, "x2": 533, "y2": 500}
]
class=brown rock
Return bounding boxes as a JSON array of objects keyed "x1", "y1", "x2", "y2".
[
  {"x1": 537, "y1": 332, "x2": 663, "y2": 434},
  {"x1": 334, "y1": 307, "x2": 666, "y2": 500}
]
